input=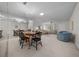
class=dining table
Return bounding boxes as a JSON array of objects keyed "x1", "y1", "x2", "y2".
[{"x1": 23, "y1": 31, "x2": 36, "y2": 48}]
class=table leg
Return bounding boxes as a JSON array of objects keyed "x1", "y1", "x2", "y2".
[{"x1": 28, "y1": 36, "x2": 32, "y2": 49}]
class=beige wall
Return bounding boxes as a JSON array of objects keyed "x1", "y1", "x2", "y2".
[{"x1": 69, "y1": 3, "x2": 79, "y2": 48}]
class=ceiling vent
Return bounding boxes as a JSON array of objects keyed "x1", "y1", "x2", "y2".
[{"x1": 23, "y1": 2, "x2": 27, "y2": 5}]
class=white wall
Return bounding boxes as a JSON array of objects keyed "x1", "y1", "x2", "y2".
[
  {"x1": 0, "y1": 18, "x2": 27, "y2": 37},
  {"x1": 41, "y1": 22, "x2": 55, "y2": 31},
  {"x1": 56, "y1": 21, "x2": 69, "y2": 32},
  {"x1": 40, "y1": 20, "x2": 69, "y2": 33},
  {"x1": 69, "y1": 3, "x2": 79, "y2": 48}
]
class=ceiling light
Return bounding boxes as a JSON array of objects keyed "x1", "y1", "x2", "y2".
[{"x1": 40, "y1": 13, "x2": 44, "y2": 16}]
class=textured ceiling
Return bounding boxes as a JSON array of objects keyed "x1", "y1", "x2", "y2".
[{"x1": 0, "y1": 2, "x2": 77, "y2": 25}]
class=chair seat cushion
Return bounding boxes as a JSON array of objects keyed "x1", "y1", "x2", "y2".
[{"x1": 32, "y1": 38, "x2": 41, "y2": 42}]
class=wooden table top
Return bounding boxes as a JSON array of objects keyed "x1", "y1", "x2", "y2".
[{"x1": 23, "y1": 31, "x2": 36, "y2": 36}]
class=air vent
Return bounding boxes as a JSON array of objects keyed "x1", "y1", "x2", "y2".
[{"x1": 23, "y1": 2, "x2": 27, "y2": 5}]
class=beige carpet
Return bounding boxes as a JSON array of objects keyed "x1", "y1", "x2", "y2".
[{"x1": 0, "y1": 34, "x2": 79, "y2": 57}]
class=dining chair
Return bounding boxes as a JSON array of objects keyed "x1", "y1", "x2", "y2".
[
  {"x1": 0, "y1": 30, "x2": 2, "y2": 38},
  {"x1": 19, "y1": 31, "x2": 25, "y2": 48},
  {"x1": 31, "y1": 31, "x2": 42, "y2": 50}
]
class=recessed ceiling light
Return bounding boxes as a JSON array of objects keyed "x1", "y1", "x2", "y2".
[{"x1": 40, "y1": 13, "x2": 44, "y2": 16}]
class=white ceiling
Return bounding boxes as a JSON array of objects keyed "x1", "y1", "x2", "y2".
[{"x1": 0, "y1": 2, "x2": 77, "y2": 25}]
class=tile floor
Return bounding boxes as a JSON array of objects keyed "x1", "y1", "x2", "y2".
[{"x1": 0, "y1": 34, "x2": 79, "y2": 57}]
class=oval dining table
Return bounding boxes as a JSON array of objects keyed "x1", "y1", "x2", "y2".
[{"x1": 23, "y1": 31, "x2": 36, "y2": 49}]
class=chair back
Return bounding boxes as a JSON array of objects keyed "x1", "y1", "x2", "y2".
[
  {"x1": 0, "y1": 30, "x2": 2, "y2": 38},
  {"x1": 35, "y1": 31, "x2": 42, "y2": 38},
  {"x1": 19, "y1": 30, "x2": 25, "y2": 39}
]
